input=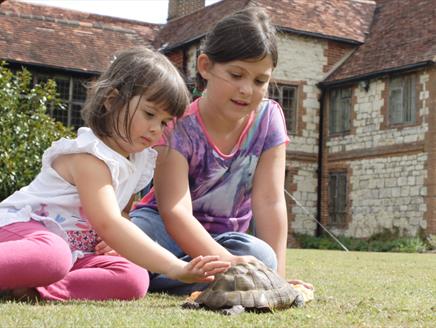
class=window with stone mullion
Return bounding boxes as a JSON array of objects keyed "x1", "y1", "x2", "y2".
[
  {"x1": 329, "y1": 87, "x2": 351, "y2": 135},
  {"x1": 389, "y1": 74, "x2": 416, "y2": 125},
  {"x1": 328, "y1": 171, "x2": 347, "y2": 226},
  {"x1": 268, "y1": 84, "x2": 297, "y2": 134}
]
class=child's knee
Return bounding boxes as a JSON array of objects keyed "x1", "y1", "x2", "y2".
[
  {"x1": 118, "y1": 264, "x2": 150, "y2": 300},
  {"x1": 28, "y1": 234, "x2": 72, "y2": 284},
  {"x1": 259, "y1": 248, "x2": 277, "y2": 270},
  {"x1": 249, "y1": 239, "x2": 277, "y2": 270}
]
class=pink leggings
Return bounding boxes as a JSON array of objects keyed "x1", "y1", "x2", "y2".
[{"x1": 0, "y1": 221, "x2": 149, "y2": 301}]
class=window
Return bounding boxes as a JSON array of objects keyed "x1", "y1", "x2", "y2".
[
  {"x1": 329, "y1": 87, "x2": 352, "y2": 134},
  {"x1": 35, "y1": 74, "x2": 87, "y2": 129},
  {"x1": 388, "y1": 74, "x2": 416, "y2": 125},
  {"x1": 269, "y1": 84, "x2": 297, "y2": 134},
  {"x1": 328, "y1": 172, "x2": 347, "y2": 225}
]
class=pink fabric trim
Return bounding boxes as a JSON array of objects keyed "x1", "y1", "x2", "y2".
[{"x1": 193, "y1": 99, "x2": 255, "y2": 159}]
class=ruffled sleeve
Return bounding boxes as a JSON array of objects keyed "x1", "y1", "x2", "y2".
[
  {"x1": 132, "y1": 148, "x2": 157, "y2": 193},
  {"x1": 262, "y1": 100, "x2": 290, "y2": 152},
  {"x1": 41, "y1": 127, "x2": 122, "y2": 190}
]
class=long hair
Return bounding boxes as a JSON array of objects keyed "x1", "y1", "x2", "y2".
[
  {"x1": 82, "y1": 47, "x2": 191, "y2": 142},
  {"x1": 196, "y1": 7, "x2": 278, "y2": 91}
]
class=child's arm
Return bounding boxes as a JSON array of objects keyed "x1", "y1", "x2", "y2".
[
  {"x1": 96, "y1": 193, "x2": 137, "y2": 254},
  {"x1": 153, "y1": 147, "x2": 259, "y2": 266},
  {"x1": 58, "y1": 153, "x2": 230, "y2": 282},
  {"x1": 251, "y1": 143, "x2": 288, "y2": 277},
  {"x1": 95, "y1": 194, "x2": 135, "y2": 255}
]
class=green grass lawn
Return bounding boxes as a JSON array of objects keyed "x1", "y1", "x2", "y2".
[{"x1": 1, "y1": 249, "x2": 435, "y2": 328}]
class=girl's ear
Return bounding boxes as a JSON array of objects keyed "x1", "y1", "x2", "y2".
[
  {"x1": 103, "y1": 88, "x2": 120, "y2": 111},
  {"x1": 197, "y1": 54, "x2": 212, "y2": 80}
]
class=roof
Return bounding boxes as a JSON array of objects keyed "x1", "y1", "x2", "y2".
[
  {"x1": 158, "y1": 0, "x2": 376, "y2": 51},
  {"x1": 325, "y1": 0, "x2": 436, "y2": 84},
  {"x1": 0, "y1": 0, "x2": 160, "y2": 74}
]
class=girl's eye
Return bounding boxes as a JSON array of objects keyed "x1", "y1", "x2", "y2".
[
  {"x1": 229, "y1": 72, "x2": 242, "y2": 79},
  {"x1": 255, "y1": 79, "x2": 268, "y2": 86},
  {"x1": 144, "y1": 111, "x2": 154, "y2": 118},
  {"x1": 161, "y1": 121, "x2": 169, "y2": 128}
]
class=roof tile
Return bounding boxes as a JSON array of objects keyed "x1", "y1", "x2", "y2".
[
  {"x1": 0, "y1": 0, "x2": 159, "y2": 73},
  {"x1": 158, "y1": 0, "x2": 376, "y2": 50},
  {"x1": 326, "y1": 0, "x2": 436, "y2": 83}
]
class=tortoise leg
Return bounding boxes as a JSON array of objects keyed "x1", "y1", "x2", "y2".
[
  {"x1": 181, "y1": 301, "x2": 201, "y2": 310},
  {"x1": 293, "y1": 293, "x2": 305, "y2": 308},
  {"x1": 221, "y1": 305, "x2": 245, "y2": 315}
]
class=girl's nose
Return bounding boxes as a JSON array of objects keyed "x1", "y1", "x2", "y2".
[
  {"x1": 149, "y1": 120, "x2": 161, "y2": 133},
  {"x1": 239, "y1": 81, "x2": 253, "y2": 95}
]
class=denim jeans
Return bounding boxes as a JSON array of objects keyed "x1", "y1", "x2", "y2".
[{"x1": 130, "y1": 206, "x2": 277, "y2": 295}]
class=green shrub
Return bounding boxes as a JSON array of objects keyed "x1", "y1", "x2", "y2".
[
  {"x1": 295, "y1": 229, "x2": 429, "y2": 253},
  {"x1": 425, "y1": 234, "x2": 436, "y2": 250},
  {"x1": 0, "y1": 63, "x2": 75, "y2": 201}
]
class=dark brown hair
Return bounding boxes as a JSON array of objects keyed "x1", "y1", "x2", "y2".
[
  {"x1": 82, "y1": 47, "x2": 191, "y2": 142},
  {"x1": 197, "y1": 7, "x2": 278, "y2": 91}
]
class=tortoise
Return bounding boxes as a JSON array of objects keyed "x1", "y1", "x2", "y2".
[{"x1": 182, "y1": 261, "x2": 305, "y2": 315}]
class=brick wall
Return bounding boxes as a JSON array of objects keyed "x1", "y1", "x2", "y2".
[
  {"x1": 168, "y1": 0, "x2": 205, "y2": 21},
  {"x1": 323, "y1": 40, "x2": 355, "y2": 74},
  {"x1": 424, "y1": 68, "x2": 436, "y2": 234},
  {"x1": 166, "y1": 50, "x2": 184, "y2": 70}
]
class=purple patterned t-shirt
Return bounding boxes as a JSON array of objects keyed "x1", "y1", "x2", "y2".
[{"x1": 136, "y1": 98, "x2": 288, "y2": 234}]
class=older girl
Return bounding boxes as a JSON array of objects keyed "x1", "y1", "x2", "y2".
[{"x1": 131, "y1": 8, "x2": 289, "y2": 295}]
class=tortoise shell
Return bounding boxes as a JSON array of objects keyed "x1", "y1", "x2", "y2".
[{"x1": 184, "y1": 261, "x2": 304, "y2": 314}]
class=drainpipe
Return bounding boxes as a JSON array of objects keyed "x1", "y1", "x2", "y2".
[{"x1": 316, "y1": 87, "x2": 325, "y2": 237}]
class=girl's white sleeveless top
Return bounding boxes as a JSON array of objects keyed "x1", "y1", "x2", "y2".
[{"x1": 0, "y1": 127, "x2": 156, "y2": 261}]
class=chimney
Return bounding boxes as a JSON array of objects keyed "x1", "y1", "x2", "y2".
[{"x1": 167, "y1": 0, "x2": 205, "y2": 21}]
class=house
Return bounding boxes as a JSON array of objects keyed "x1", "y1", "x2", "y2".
[
  {"x1": 319, "y1": 0, "x2": 436, "y2": 238},
  {"x1": 0, "y1": 0, "x2": 159, "y2": 128},
  {"x1": 1, "y1": 0, "x2": 435, "y2": 241},
  {"x1": 157, "y1": 0, "x2": 377, "y2": 245}
]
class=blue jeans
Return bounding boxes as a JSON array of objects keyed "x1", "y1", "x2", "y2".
[{"x1": 130, "y1": 206, "x2": 277, "y2": 295}]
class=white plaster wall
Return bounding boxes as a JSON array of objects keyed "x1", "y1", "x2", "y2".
[
  {"x1": 275, "y1": 35, "x2": 327, "y2": 236},
  {"x1": 275, "y1": 34, "x2": 326, "y2": 83},
  {"x1": 276, "y1": 34, "x2": 325, "y2": 155},
  {"x1": 288, "y1": 161, "x2": 319, "y2": 235},
  {"x1": 185, "y1": 44, "x2": 199, "y2": 81}
]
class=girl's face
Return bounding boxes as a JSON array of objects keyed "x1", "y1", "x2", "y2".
[
  {"x1": 198, "y1": 54, "x2": 273, "y2": 121},
  {"x1": 105, "y1": 94, "x2": 173, "y2": 157}
]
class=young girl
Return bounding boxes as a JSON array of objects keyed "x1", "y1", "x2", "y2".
[
  {"x1": 131, "y1": 7, "x2": 289, "y2": 295},
  {"x1": 0, "y1": 47, "x2": 230, "y2": 302}
]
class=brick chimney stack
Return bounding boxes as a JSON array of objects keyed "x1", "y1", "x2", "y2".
[{"x1": 167, "y1": 0, "x2": 205, "y2": 21}]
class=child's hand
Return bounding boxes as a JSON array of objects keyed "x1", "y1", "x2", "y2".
[
  {"x1": 229, "y1": 255, "x2": 262, "y2": 266},
  {"x1": 168, "y1": 255, "x2": 231, "y2": 284},
  {"x1": 95, "y1": 239, "x2": 119, "y2": 256},
  {"x1": 288, "y1": 279, "x2": 314, "y2": 290}
]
